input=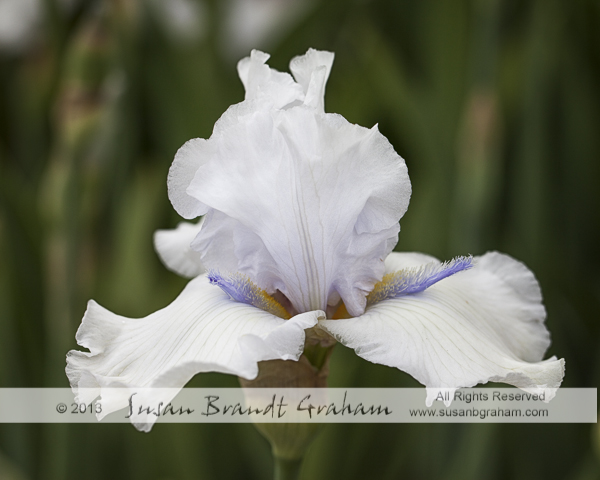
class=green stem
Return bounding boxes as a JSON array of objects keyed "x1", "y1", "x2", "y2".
[{"x1": 274, "y1": 456, "x2": 303, "y2": 480}]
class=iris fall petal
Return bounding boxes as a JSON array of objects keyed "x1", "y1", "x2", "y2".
[
  {"x1": 319, "y1": 252, "x2": 564, "y2": 404},
  {"x1": 66, "y1": 275, "x2": 324, "y2": 428}
]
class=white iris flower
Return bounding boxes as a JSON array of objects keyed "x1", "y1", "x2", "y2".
[{"x1": 66, "y1": 49, "x2": 564, "y2": 430}]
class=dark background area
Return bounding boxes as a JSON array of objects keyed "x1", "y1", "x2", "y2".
[{"x1": 0, "y1": 0, "x2": 598, "y2": 478}]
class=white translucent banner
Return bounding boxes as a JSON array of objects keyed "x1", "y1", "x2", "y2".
[{"x1": 0, "y1": 388, "x2": 595, "y2": 424}]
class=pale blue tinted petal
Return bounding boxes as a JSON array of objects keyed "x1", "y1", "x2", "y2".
[
  {"x1": 174, "y1": 107, "x2": 410, "y2": 316},
  {"x1": 320, "y1": 252, "x2": 564, "y2": 397}
]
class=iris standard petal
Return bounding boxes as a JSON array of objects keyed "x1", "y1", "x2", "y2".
[
  {"x1": 66, "y1": 275, "x2": 324, "y2": 429},
  {"x1": 237, "y1": 49, "x2": 304, "y2": 109},
  {"x1": 153, "y1": 219, "x2": 205, "y2": 278},
  {"x1": 172, "y1": 106, "x2": 410, "y2": 316},
  {"x1": 319, "y1": 252, "x2": 565, "y2": 403},
  {"x1": 289, "y1": 48, "x2": 335, "y2": 111},
  {"x1": 167, "y1": 48, "x2": 338, "y2": 220}
]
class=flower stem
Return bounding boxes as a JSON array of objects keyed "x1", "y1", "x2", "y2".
[
  {"x1": 274, "y1": 456, "x2": 303, "y2": 480},
  {"x1": 240, "y1": 357, "x2": 330, "y2": 480}
]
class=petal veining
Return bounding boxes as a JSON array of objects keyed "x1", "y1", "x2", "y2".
[
  {"x1": 171, "y1": 106, "x2": 410, "y2": 316},
  {"x1": 66, "y1": 275, "x2": 324, "y2": 430},
  {"x1": 319, "y1": 252, "x2": 564, "y2": 401}
]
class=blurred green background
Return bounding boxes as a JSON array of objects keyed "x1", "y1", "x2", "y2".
[{"x1": 1, "y1": 0, "x2": 599, "y2": 478}]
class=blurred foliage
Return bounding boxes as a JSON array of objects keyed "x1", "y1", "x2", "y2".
[{"x1": 0, "y1": 0, "x2": 599, "y2": 479}]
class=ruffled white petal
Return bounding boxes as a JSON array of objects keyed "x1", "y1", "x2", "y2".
[
  {"x1": 153, "y1": 219, "x2": 205, "y2": 278},
  {"x1": 171, "y1": 106, "x2": 410, "y2": 316},
  {"x1": 234, "y1": 48, "x2": 334, "y2": 112},
  {"x1": 66, "y1": 275, "x2": 324, "y2": 430},
  {"x1": 237, "y1": 49, "x2": 304, "y2": 110},
  {"x1": 167, "y1": 138, "x2": 212, "y2": 219},
  {"x1": 319, "y1": 252, "x2": 564, "y2": 402},
  {"x1": 166, "y1": 49, "x2": 334, "y2": 220},
  {"x1": 289, "y1": 48, "x2": 335, "y2": 112},
  {"x1": 167, "y1": 48, "x2": 410, "y2": 315}
]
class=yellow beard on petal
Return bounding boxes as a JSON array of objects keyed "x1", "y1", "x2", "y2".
[
  {"x1": 366, "y1": 271, "x2": 405, "y2": 306},
  {"x1": 244, "y1": 278, "x2": 292, "y2": 320},
  {"x1": 366, "y1": 256, "x2": 474, "y2": 306},
  {"x1": 208, "y1": 270, "x2": 291, "y2": 319}
]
